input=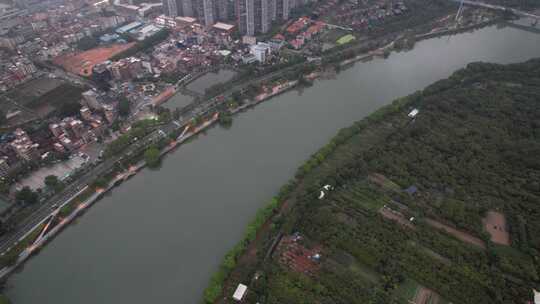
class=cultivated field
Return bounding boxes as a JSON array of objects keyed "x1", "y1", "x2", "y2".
[
  {"x1": 6, "y1": 77, "x2": 65, "y2": 107},
  {"x1": 53, "y1": 43, "x2": 135, "y2": 76},
  {"x1": 482, "y1": 211, "x2": 510, "y2": 245}
]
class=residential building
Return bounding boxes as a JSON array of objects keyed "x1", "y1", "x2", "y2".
[
  {"x1": 103, "y1": 104, "x2": 117, "y2": 124},
  {"x1": 162, "y1": 0, "x2": 178, "y2": 17},
  {"x1": 197, "y1": 0, "x2": 216, "y2": 26},
  {"x1": 69, "y1": 119, "x2": 85, "y2": 138},
  {"x1": 10, "y1": 128, "x2": 39, "y2": 161},
  {"x1": 0, "y1": 159, "x2": 9, "y2": 178},
  {"x1": 49, "y1": 123, "x2": 63, "y2": 137},
  {"x1": 80, "y1": 106, "x2": 92, "y2": 121},
  {"x1": 216, "y1": 0, "x2": 230, "y2": 21},
  {"x1": 236, "y1": 0, "x2": 271, "y2": 36},
  {"x1": 178, "y1": 0, "x2": 194, "y2": 16},
  {"x1": 138, "y1": 3, "x2": 163, "y2": 17},
  {"x1": 82, "y1": 90, "x2": 102, "y2": 110},
  {"x1": 250, "y1": 42, "x2": 271, "y2": 62}
]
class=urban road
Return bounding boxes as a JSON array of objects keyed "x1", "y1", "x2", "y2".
[
  {"x1": 0, "y1": 130, "x2": 161, "y2": 254},
  {"x1": 0, "y1": 104, "x2": 204, "y2": 256},
  {"x1": 0, "y1": 63, "x2": 257, "y2": 256}
]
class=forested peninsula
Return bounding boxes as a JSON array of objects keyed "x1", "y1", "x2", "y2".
[{"x1": 208, "y1": 59, "x2": 540, "y2": 304}]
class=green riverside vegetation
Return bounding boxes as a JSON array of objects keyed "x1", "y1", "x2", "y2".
[
  {"x1": 144, "y1": 146, "x2": 161, "y2": 168},
  {"x1": 207, "y1": 58, "x2": 540, "y2": 304}
]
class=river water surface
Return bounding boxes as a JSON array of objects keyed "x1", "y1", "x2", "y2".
[{"x1": 7, "y1": 21, "x2": 540, "y2": 304}]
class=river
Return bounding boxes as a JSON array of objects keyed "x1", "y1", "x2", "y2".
[{"x1": 6, "y1": 21, "x2": 540, "y2": 304}]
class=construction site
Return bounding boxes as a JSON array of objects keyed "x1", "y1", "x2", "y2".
[{"x1": 52, "y1": 43, "x2": 135, "y2": 77}]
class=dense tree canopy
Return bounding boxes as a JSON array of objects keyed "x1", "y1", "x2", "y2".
[
  {"x1": 16, "y1": 187, "x2": 38, "y2": 205},
  {"x1": 219, "y1": 59, "x2": 540, "y2": 304},
  {"x1": 144, "y1": 146, "x2": 160, "y2": 168}
]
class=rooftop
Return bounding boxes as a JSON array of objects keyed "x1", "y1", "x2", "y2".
[
  {"x1": 232, "y1": 284, "x2": 247, "y2": 301},
  {"x1": 213, "y1": 22, "x2": 235, "y2": 31}
]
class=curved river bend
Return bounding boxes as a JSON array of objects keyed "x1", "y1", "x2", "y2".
[{"x1": 7, "y1": 22, "x2": 540, "y2": 304}]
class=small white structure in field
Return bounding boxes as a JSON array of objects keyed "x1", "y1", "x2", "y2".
[
  {"x1": 323, "y1": 184, "x2": 334, "y2": 191},
  {"x1": 318, "y1": 191, "x2": 326, "y2": 200},
  {"x1": 534, "y1": 289, "x2": 540, "y2": 304},
  {"x1": 233, "y1": 284, "x2": 248, "y2": 301},
  {"x1": 409, "y1": 217, "x2": 415, "y2": 222},
  {"x1": 408, "y1": 108, "x2": 419, "y2": 118}
]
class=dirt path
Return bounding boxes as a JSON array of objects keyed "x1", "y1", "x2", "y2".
[
  {"x1": 379, "y1": 207, "x2": 414, "y2": 229},
  {"x1": 426, "y1": 218, "x2": 486, "y2": 249}
]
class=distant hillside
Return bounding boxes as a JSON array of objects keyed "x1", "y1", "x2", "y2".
[{"x1": 216, "y1": 58, "x2": 540, "y2": 304}]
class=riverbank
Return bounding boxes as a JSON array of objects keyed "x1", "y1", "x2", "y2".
[
  {"x1": 0, "y1": 76, "x2": 299, "y2": 282},
  {"x1": 338, "y1": 17, "x2": 503, "y2": 67},
  {"x1": 206, "y1": 79, "x2": 416, "y2": 304}
]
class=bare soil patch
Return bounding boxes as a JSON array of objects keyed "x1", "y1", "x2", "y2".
[
  {"x1": 412, "y1": 286, "x2": 441, "y2": 304},
  {"x1": 482, "y1": 211, "x2": 510, "y2": 245},
  {"x1": 379, "y1": 206, "x2": 414, "y2": 229},
  {"x1": 53, "y1": 43, "x2": 135, "y2": 76}
]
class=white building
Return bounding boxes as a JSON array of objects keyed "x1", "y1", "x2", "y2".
[
  {"x1": 408, "y1": 108, "x2": 419, "y2": 118},
  {"x1": 250, "y1": 42, "x2": 271, "y2": 63},
  {"x1": 232, "y1": 284, "x2": 248, "y2": 301}
]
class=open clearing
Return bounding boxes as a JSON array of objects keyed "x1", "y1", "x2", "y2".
[
  {"x1": 53, "y1": 43, "x2": 135, "y2": 76},
  {"x1": 482, "y1": 211, "x2": 510, "y2": 245},
  {"x1": 412, "y1": 286, "x2": 441, "y2": 304},
  {"x1": 426, "y1": 218, "x2": 486, "y2": 249},
  {"x1": 368, "y1": 173, "x2": 401, "y2": 192}
]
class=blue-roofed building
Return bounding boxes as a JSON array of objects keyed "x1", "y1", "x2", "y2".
[
  {"x1": 404, "y1": 185, "x2": 418, "y2": 195},
  {"x1": 115, "y1": 21, "x2": 143, "y2": 34},
  {"x1": 99, "y1": 33, "x2": 120, "y2": 43}
]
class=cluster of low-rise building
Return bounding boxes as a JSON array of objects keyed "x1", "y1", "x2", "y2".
[
  {"x1": 0, "y1": 87, "x2": 120, "y2": 179},
  {"x1": 0, "y1": 2, "x2": 130, "y2": 57},
  {"x1": 0, "y1": 54, "x2": 37, "y2": 91},
  {"x1": 332, "y1": 0, "x2": 408, "y2": 31},
  {"x1": 280, "y1": 16, "x2": 327, "y2": 50}
]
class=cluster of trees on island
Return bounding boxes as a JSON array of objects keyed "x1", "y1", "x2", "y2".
[{"x1": 207, "y1": 59, "x2": 540, "y2": 304}]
